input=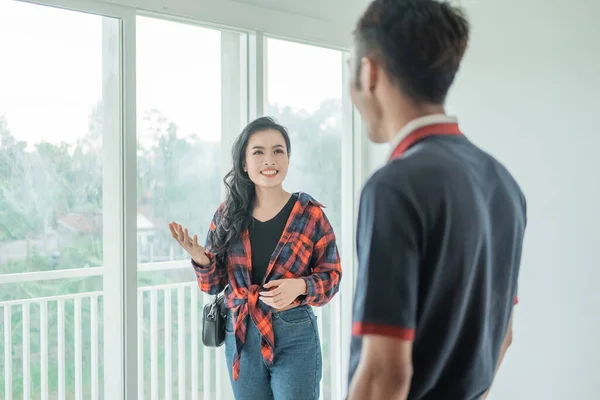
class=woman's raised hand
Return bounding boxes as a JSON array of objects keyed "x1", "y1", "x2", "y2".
[{"x1": 168, "y1": 222, "x2": 210, "y2": 266}]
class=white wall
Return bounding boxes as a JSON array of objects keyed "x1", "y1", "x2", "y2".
[{"x1": 365, "y1": 0, "x2": 600, "y2": 398}]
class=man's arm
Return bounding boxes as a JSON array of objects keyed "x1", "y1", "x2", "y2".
[
  {"x1": 348, "y1": 176, "x2": 422, "y2": 399},
  {"x1": 348, "y1": 336, "x2": 413, "y2": 400},
  {"x1": 482, "y1": 310, "x2": 514, "y2": 399}
]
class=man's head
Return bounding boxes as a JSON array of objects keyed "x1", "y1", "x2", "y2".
[{"x1": 350, "y1": 0, "x2": 469, "y2": 143}]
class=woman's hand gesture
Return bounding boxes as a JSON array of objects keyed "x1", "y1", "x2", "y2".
[
  {"x1": 259, "y1": 279, "x2": 308, "y2": 310},
  {"x1": 168, "y1": 222, "x2": 210, "y2": 266}
]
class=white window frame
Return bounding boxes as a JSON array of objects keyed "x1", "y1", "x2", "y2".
[
  {"x1": 18, "y1": 0, "x2": 138, "y2": 399},
  {"x1": 17, "y1": 1, "x2": 364, "y2": 399},
  {"x1": 259, "y1": 33, "x2": 361, "y2": 399}
]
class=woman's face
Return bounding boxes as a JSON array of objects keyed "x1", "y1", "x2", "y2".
[{"x1": 244, "y1": 128, "x2": 289, "y2": 189}]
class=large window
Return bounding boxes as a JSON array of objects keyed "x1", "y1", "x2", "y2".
[
  {"x1": 265, "y1": 38, "x2": 344, "y2": 237},
  {"x1": 0, "y1": 1, "x2": 120, "y2": 398},
  {"x1": 0, "y1": 2, "x2": 354, "y2": 400},
  {"x1": 136, "y1": 16, "x2": 246, "y2": 400},
  {"x1": 265, "y1": 37, "x2": 346, "y2": 400}
]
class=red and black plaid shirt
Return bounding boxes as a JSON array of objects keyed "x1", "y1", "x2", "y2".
[{"x1": 192, "y1": 192, "x2": 342, "y2": 380}]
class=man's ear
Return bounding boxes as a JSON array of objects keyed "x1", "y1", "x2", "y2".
[{"x1": 360, "y1": 56, "x2": 379, "y2": 92}]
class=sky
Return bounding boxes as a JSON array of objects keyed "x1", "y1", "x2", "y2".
[{"x1": 0, "y1": 0, "x2": 344, "y2": 148}]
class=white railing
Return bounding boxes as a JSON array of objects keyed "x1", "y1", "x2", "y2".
[
  {"x1": 1, "y1": 291, "x2": 103, "y2": 400},
  {"x1": 0, "y1": 262, "x2": 341, "y2": 400},
  {"x1": 137, "y1": 281, "x2": 218, "y2": 400},
  {"x1": 0, "y1": 260, "x2": 192, "y2": 284}
]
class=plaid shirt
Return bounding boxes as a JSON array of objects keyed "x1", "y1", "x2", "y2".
[{"x1": 192, "y1": 192, "x2": 342, "y2": 381}]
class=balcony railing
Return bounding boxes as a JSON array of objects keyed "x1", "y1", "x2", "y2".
[{"x1": 0, "y1": 262, "x2": 337, "y2": 400}]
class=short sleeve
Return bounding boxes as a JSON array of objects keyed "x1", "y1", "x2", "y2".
[
  {"x1": 352, "y1": 178, "x2": 422, "y2": 341},
  {"x1": 515, "y1": 191, "x2": 526, "y2": 306}
]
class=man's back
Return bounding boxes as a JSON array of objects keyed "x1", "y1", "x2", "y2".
[{"x1": 349, "y1": 134, "x2": 526, "y2": 399}]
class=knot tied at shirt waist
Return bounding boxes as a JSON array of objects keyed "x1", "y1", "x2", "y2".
[
  {"x1": 228, "y1": 284, "x2": 265, "y2": 323},
  {"x1": 228, "y1": 284, "x2": 275, "y2": 381}
]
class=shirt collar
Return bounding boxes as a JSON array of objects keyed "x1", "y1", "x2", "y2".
[{"x1": 386, "y1": 114, "x2": 459, "y2": 160}]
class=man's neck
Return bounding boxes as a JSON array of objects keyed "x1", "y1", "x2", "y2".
[
  {"x1": 383, "y1": 104, "x2": 446, "y2": 143},
  {"x1": 384, "y1": 112, "x2": 458, "y2": 161}
]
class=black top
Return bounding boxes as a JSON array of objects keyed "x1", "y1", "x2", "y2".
[
  {"x1": 348, "y1": 135, "x2": 526, "y2": 400},
  {"x1": 249, "y1": 193, "x2": 298, "y2": 285}
]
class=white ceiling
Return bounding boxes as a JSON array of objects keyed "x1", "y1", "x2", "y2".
[{"x1": 230, "y1": 0, "x2": 367, "y2": 24}]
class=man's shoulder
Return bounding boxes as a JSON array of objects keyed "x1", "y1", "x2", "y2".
[
  {"x1": 364, "y1": 159, "x2": 413, "y2": 192},
  {"x1": 359, "y1": 163, "x2": 424, "y2": 226},
  {"x1": 362, "y1": 165, "x2": 402, "y2": 206},
  {"x1": 466, "y1": 143, "x2": 527, "y2": 212},
  {"x1": 363, "y1": 153, "x2": 443, "y2": 200}
]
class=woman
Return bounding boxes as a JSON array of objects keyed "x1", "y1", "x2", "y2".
[{"x1": 169, "y1": 116, "x2": 342, "y2": 400}]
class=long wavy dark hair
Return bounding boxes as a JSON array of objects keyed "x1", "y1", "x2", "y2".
[{"x1": 211, "y1": 117, "x2": 291, "y2": 261}]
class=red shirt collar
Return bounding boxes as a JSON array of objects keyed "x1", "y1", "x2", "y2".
[{"x1": 389, "y1": 122, "x2": 463, "y2": 160}]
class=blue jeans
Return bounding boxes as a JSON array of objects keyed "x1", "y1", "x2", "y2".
[{"x1": 225, "y1": 305, "x2": 322, "y2": 400}]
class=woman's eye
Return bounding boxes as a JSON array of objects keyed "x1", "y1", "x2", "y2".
[
  {"x1": 253, "y1": 150, "x2": 263, "y2": 155},
  {"x1": 275, "y1": 149, "x2": 284, "y2": 154}
]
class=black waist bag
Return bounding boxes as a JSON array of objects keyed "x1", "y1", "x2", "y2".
[{"x1": 202, "y1": 289, "x2": 228, "y2": 347}]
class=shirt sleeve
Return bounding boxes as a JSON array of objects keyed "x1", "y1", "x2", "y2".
[
  {"x1": 352, "y1": 178, "x2": 422, "y2": 341},
  {"x1": 514, "y1": 191, "x2": 527, "y2": 306},
  {"x1": 192, "y1": 205, "x2": 228, "y2": 294},
  {"x1": 298, "y1": 209, "x2": 342, "y2": 307}
]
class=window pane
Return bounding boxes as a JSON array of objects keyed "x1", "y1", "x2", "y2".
[
  {"x1": 266, "y1": 38, "x2": 343, "y2": 238},
  {"x1": 136, "y1": 16, "x2": 222, "y2": 267},
  {"x1": 266, "y1": 37, "x2": 344, "y2": 400},
  {"x1": 0, "y1": 1, "x2": 119, "y2": 398},
  {"x1": 136, "y1": 16, "x2": 240, "y2": 399}
]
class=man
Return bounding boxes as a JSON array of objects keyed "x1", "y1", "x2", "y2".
[{"x1": 347, "y1": 1, "x2": 526, "y2": 399}]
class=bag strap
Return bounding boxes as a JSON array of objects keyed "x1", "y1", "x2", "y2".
[{"x1": 208, "y1": 285, "x2": 228, "y2": 315}]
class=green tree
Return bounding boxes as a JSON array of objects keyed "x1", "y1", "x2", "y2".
[
  {"x1": 267, "y1": 99, "x2": 343, "y2": 235},
  {"x1": 0, "y1": 116, "x2": 38, "y2": 241}
]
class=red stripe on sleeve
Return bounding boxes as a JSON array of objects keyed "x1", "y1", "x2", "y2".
[{"x1": 352, "y1": 322, "x2": 415, "y2": 341}]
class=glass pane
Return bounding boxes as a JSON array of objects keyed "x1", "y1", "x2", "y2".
[
  {"x1": 0, "y1": 1, "x2": 119, "y2": 398},
  {"x1": 136, "y1": 16, "x2": 232, "y2": 399},
  {"x1": 265, "y1": 38, "x2": 344, "y2": 400}
]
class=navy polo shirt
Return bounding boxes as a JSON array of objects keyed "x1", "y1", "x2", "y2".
[{"x1": 348, "y1": 122, "x2": 526, "y2": 400}]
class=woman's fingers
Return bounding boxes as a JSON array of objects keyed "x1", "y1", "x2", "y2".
[
  {"x1": 169, "y1": 223, "x2": 180, "y2": 242},
  {"x1": 260, "y1": 293, "x2": 287, "y2": 309},
  {"x1": 259, "y1": 288, "x2": 281, "y2": 298},
  {"x1": 170, "y1": 223, "x2": 186, "y2": 247},
  {"x1": 261, "y1": 297, "x2": 275, "y2": 308},
  {"x1": 192, "y1": 235, "x2": 204, "y2": 251},
  {"x1": 170, "y1": 223, "x2": 180, "y2": 237},
  {"x1": 169, "y1": 223, "x2": 206, "y2": 257},
  {"x1": 176, "y1": 224, "x2": 185, "y2": 243},
  {"x1": 186, "y1": 229, "x2": 197, "y2": 249},
  {"x1": 180, "y1": 226, "x2": 191, "y2": 248},
  {"x1": 184, "y1": 228, "x2": 195, "y2": 250},
  {"x1": 172, "y1": 223, "x2": 189, "y2": 247}
]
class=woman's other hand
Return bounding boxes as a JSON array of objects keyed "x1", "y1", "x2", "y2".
[
  {"x1": 259, "y1": 279, "x2": 308, "y2": 309},
  {"x1": 168, "y1": 222, "x2": 210, "y2": 266}
]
